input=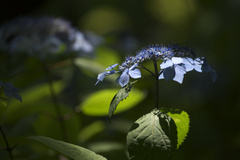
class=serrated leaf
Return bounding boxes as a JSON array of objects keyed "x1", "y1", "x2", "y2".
[
  {"x1": 28, "y1": 136, "x2": 107, "y2": 160},
  {"x1": 164, "y1": 108, "x2": 190, "y2": 149},
  {"x1": 109, "y1": 82, "x2": 133, "y2": 119},
  {"x1": 127, "y1": 109, "x2": 177, "y2": 160}
]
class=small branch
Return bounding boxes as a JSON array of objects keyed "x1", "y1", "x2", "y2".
[
  {"x1": 42, "y1": 63, "x2": 68, "y2": 142},
  {"x1": 0, "y1": 123, "x2": 14, "y2": 160},
  {"x1": 140, "y1": 64, "x2": 155, "y2": 76}
]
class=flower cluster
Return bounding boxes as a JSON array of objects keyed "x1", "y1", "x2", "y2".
[
  {"x1": 0, "y1": 17, "x2": 96, "y2": 59},
  {"x1": 0, "y1": 81, "x2": 22, "y2": 102},
  {"x1": 96, "y1": 44, "x2": 216, "y2": 87}
]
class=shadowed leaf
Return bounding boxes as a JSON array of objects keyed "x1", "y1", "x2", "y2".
[
  {"x1": 109, "y1": 82, "x2": 133, "y2": 119},
  {"x1": 127, "y1": 109, "x2": 177, "y2": 160},
  {"x1": 28, "y1": 136, "x2": 107, "y2": 160}
]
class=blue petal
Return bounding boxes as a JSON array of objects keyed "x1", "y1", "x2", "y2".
[
  {"x1": 129, "y1": 63, "x2": 138, "y2": 70},
  {"x1": 163, "y1": 67, "x2": 175, "y2": 81},
  {"x1": 95, "y1": 71, "x2": 106, "y2": 85},
  {"x1": 106, "y1": 63, "x2": 118, "y2": 70},
  {"x1": 160, "y1": 59, "x2": 173, "y2": 69},
  {"x1": 194, "y1": 64, "x2": 202, "y2": 72},
  {"x1": 211, "y1": 68, "x2": 217, "y2": 82},
  {"x1": 173, "y1": 72, "x2": 184, "y2": 84},
  {"x1": 129, "y1": 68, "x2": 141, "y2": 79},
  {"x1": 97, "y1": 71, "x2": 106, "y2": 81},
  {"x1": 183, "y1": 58, "x2": 194, "y2": 72},
  {"x1": 14, "y1": 94, "x2": 22, "y2": 102},
  {"x1": 106, "y1": 70, "x2": 116, "y2": 75},
  {"x1": 172, "y1": 57, "x2": 183, "y2": 64},
  {"x1": 118, "y1": 68, "x2": 130, "y2": 87},
  {"x1": 175, "y1": 65, "x2": 186, "y2": 74},
  {"x1": 158, "y1": 72, "x2": 164, "y2": 80},
  {"x1": 201, "y1": 58, "x2": 211, "y2": 72},
  {"x1": 184, "y1": 64, "x2": 194, "y2": 72}
]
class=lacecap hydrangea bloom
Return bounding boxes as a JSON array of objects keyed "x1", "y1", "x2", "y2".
[
  {"x1": 96, "y1": 44, "x2": 217, "y2": 87},
  {"x1": 0, "y1": 17, "x2": 97, "y2": 59}
]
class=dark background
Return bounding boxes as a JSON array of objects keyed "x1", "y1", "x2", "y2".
[{"x1": 0, "y1": 0, "x2": 239, "y2": 159}]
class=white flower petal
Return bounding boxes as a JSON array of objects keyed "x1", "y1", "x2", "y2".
[
  {"x1": 172, "y1": 57, "x2": 183, "y2": 64},
  {"x1": 194, "y1": 64, "x2": 202, "y2": 72},
  {"x1": 129, "y1": 63, "x2": 138, "y2": 70},
  {"x1": 182, "y1": 58, "x2": 193, "y2": 65},
  {"x1": 195, "y1": 57, "x2": 203, "y2": 64},
  {"x1": 97, "y1": 71, "x2": 106, "y2": 81},
  {"x1": 96, "y1": 71, "x2": 106, "y2": 85},
  {"x1": 184, "y1": 64, "x2": 194, "y2": 72},
  {"x1": 118, "y1": 68, "x2": 130, "y2": 87},
  {"x1": 160, "y1": 59, "x2": 173, "y2": 69},
  {"x1": 129, "y1": 68, "x2": 141, "y2": 79},
  {"x1": 175, "y1": 65, "x2": 186, "y2": 74},
  {"x1": 158, "y1": 72, "x2": 164, "y2": 79},
  {"x1": 173, "y1": 72, "x2": 184, "y2": 84}
]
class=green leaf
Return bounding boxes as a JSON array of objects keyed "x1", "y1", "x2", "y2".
[
  {"x1": 80, "y1": 88, "x2": 145, "y2": 116},
  {"x1": 164, "y1": 108, "x2": 190, "y2": 149},
  {"x1": 109, "y1": 82, "x2": 133, "y2": 119},
  {"x1": 5, "y1": 80, "x2": 65, "y2": 124},
  {"x1": 28, "y1": 136, "x2": 107, "y2": 160},
  {"x1": 127, "y1": 109, "x2": 177, "y2": 160},
  {"x1": 74, "y1": 47, "x2": 120, "y2": 80}
]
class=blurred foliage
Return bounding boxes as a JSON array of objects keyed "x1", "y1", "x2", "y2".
[{"x1": 0, "y1": 0, "x2": 240, "y2": 159}]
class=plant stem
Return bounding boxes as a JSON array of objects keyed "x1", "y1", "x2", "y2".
[
  {"x1": 0, "y1": 123, "x2": 14, "y2": 160},
  {"x1": 42, "y1": 63, "x2": 68, "y2": 142},
  {"x1": 153, "y1": 61, "x2": 159, "y2": 109}
]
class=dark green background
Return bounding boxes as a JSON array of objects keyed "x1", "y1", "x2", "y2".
[{"x1": 0, "y1": 0, "x2": 239, "y2": 159}]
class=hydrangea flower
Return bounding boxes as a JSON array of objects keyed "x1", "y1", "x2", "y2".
[
  {"x1": 182, "y1": 57, "x2": 203, "y2": 72},
  {"x1": 116, "y1": 64, "x2": 141, "y2": 87},
  {"x1": 0, "y1": 17, "x2": 96, "y2": 59},
  {"x1": 158, "y1": 57, "x2": 186, "y2": 84},
  {"x1": 0, "y1": 81, "x2": 22, "y2": 102},
  {"x1": 96, "y1": 44, "x2": 216, "y2": 87},
  {"x1": 95, "y1": 63, "x2": 118, "y2": 85}
]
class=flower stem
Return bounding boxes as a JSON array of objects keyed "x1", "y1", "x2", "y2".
[
  {"x1": 0, "y1": 123, "x2": 14, "y2": 160},
  {"x1": 153, "y1": 61, "x2": 159, "y2": 109},
  {"x1": 42, "y1": 63, "x2": 68, "y2": 142}
]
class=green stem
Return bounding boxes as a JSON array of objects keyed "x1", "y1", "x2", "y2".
[
  {"x1": 153, "y1": 61, "x2": 159, "y2": 109},
  {"x1": 0, "y1": 123, "x2": 14, "y2": 160},
  {"x1": 140, "y1": 64, "x2": 155, "y2": 76},
  {"x1": 42, "y1": 63, "x2": 68, "y2": 142}
]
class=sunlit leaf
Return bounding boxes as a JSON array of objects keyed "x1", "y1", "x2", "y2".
[
  {"x1": 5, "y1": 81, "x2": 65, "y2": 124},
  {"x1": 127, "y1": 109, "x2": 177, "y2": 160},
  {"x1": 109, "y1": 82, "x2": 133, "y2": 119},
  {"x1": 95, "y1": 47, "x2": 120, "y2": 68},
  {"x1": 88, "y1": 141, "x2": 125, "y2": 153},
  {"x1": 28, "y1": 136, "x2": 107, "y2": 160},
  {"x1": 74, "y1": 46, "x2": 120, "y2": 80},
  {"x1": 80, "y1": 88, "x2": 145, "y2": 116},
  {"x1": 164, "y1": 108, "x2": 190, "y2": 149}
]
